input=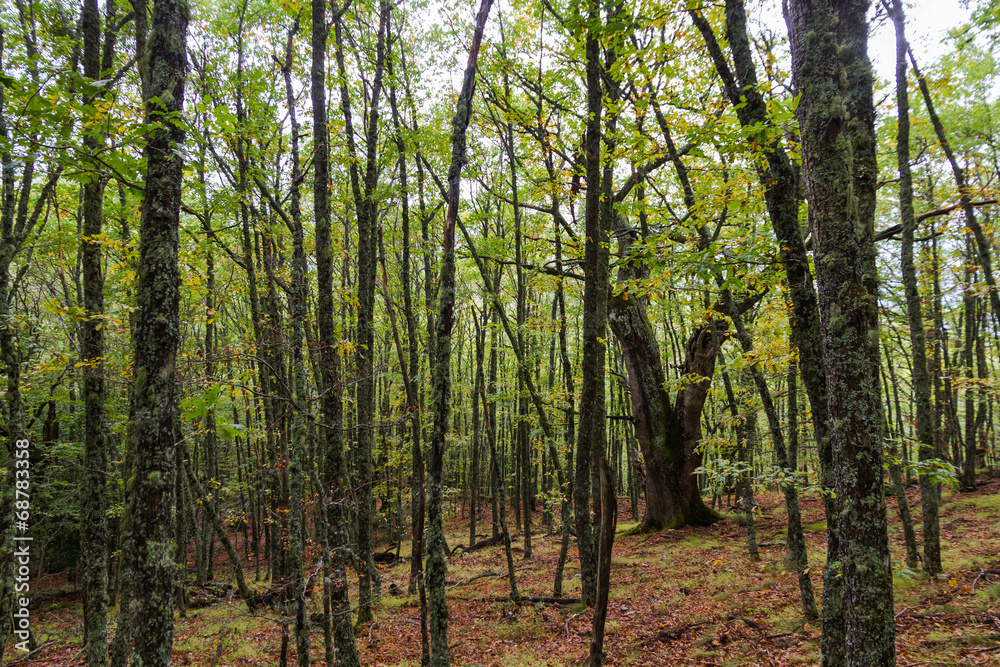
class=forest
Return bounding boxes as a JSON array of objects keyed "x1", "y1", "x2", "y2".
[{"x1": 1, "y1": 0, "x2": 1000, "y2": 664}]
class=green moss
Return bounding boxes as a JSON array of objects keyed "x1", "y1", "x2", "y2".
[
  {"x1": 691, "y1": 649, "x2": 721, "y2": 659},
  {"x1": 944, "y1": 493, "x2": 1000, "y2": 516},
  {"x1": 681, "y1": 535, "x2": 722, "y2": 549},
  {"x1": 496, "y1": 619, "x2": 545, "y2": 641},
  {"x1": 617, "y1": 522, "x2": 640, "y2": 535}
]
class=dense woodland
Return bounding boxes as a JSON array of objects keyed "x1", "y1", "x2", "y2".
[{"x1": 1, "y1": 0, "x2": 1000, "y2": 664}]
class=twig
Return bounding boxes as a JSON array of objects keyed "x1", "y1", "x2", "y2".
[
  {"x1": 565, "y1": 611, "x2": 585, "y2": 638},
  {"x1": 450, "y1": 570, "x2": 500, "y2": 588},
  {"x1": 488, "y1": 595, "x2": 581, "y2": 605},
  {"x1": 210, "y1": 628, "x2": 228, "y2": 667},
  {"x1": 4, "y1": 642, "x2": 56, "y2": 665},
  {"x1": 971, "y1": 567, "x2": 1000, "y2": 592}
]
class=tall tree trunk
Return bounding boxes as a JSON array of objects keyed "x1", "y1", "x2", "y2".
[
  {"x1": 787, "y1": 0, "x2": 895, "y2": 664},
  {"x1": 80, "y1": 0, "x2": 111, "y2": 661},
  {"x1": 960, "y1": 238, "x2": 979, "y2": 490},
  {"x1": 426, "y1": 3, "x2": 493, "y2": 662},
  {"x1": 889, "y1": 0, "x2": 941, "y2": 576},
  {"x1": 492, "y1": 26, "x2": 533, "y2": 555},
  {"x1": 315, "y1": 2, "x2": 361, "y2": 663},
  {"x1": 553, "y1": 226, "x2": 575, "y2": 597},
  {"x1": 384, "y1": 14, "x2": 427, "y2": 601},
  {"x1": 574, "y1": 0, "x2": 606, "y2": 606},
  {"x1": 281, "y1": 20, "x2": 312, "y2": 663},
  {"x1": 354, "y1": 3, "x2": 390, "y2": 623},
  {"x1": 129, "y1": 1, "x2": 188, "y2": 664},
  {"x1": 689, "y1": 3, "x2": 844, "y2": 657}
]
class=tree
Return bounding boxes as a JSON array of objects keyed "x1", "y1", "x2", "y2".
[
  {"x1": 314, "y1": 0, "x2": 361, "y2": 662},
  {"x1": 887, "y1": 0, "x2": 941, "y2": 576},
  {"x1": 608, "y1": 296, "x2": 724, "y2": 530},
  {"x1": 573, "y1": 0, "x2": 606, "y2": 605},
  {"x1": 426, "y1": 1, "x2": 493, "y2": 663},
  {"x1": 787, "y1": 0, "x2": 895, "y2": 664},
  {"x1": 80, "y1": 0, "x2": 120, "y2": 661},
  {"x1": 128, "y1": 0, "x2": 189, "y2": 664}
]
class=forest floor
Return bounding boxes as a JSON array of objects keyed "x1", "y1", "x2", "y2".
[{"x1": 9, "y1": 473, "x2": 1000, "y2": 666}]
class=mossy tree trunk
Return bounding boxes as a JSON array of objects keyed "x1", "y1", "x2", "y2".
[
  {"x1": 315, "y1": 2, "x2": 361, "y2": 663},
  {"x1": 787, "y1": 0, "x2": 895, "y2": 664},
  {"x1": 129, "y1": 1, "x2": 189, "y2": 664},
  {"x1": 386, "y1": 5, "x2": 427, "y2": 617},
  {"x1": 690, "y1": 3, "x2": 845, "y2": 657},
  {"x1": 280, "y1": 21, "x2": 312, "y2": 662},
  {"x1": 573, "y1": 0, "x2": 605, "y2": 606},
  {"x1": 888, "y1": 0, "x2": 941, "y2": 576},
  {"x1": 607, "y1": 294, "x2": 723, "y2": 531},
  {"x1": 350, "y1": 2, "x2": 390, "y2": 623},
  {"x1": 80, "y1": 0, "x2": 118, "y2": 661}
]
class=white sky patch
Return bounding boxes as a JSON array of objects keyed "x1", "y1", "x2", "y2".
[{"x1": 868, "y1": 0, "x2": 973, "y2": 82}]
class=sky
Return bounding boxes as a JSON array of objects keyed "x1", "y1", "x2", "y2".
[
  {"x1": 868, "y1": 0, "x2": 973, "y2": 82},
  {"x1": 753, "y1": 0, "x2": 974, "y2": 84}
]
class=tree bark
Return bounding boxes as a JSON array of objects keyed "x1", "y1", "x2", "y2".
[
  {"x1": 80, "y1": 0, "x2": 112, "y2": 661},
  {"x1": 607, "y1": 294, "x2": 723, "y2": 531},
  {"x1": 574, "y1": 0, "x2": 605, "y2": 605},
  {"x1": 887, "y1": 0, "x2": 941, "y2": 575},
  {"x1": 315, "y1": 2, "x2": 361, "y2": 663},
  {"x1": 589, "y1": 459, "x2": 616, "y2": 667},
  {"x1": 129, "y1": 1, "x2": 188, "y2": 663},
  {"x1": 280, "y1": 20, "x2": 312, "y2": 662},
  {"x1": 351, "y1": 3, "x2": 390, "y2": 623},
  {"x1": 787, "y1": 0, "x2": 895, "y2": 664}
]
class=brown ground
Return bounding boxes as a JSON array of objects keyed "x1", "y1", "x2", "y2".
[{"x1": 7, "y1": 473, "x2": 1000, "y2": 666}]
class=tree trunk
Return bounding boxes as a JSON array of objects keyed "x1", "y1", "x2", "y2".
[
  {"x1": 608, "y1": 294, "x2": 723, "y2": 531},
  {"x1": 426, "y1": 3, "x2": 493, "y2": 663},
  {"x1": 350, "y1": 2, "x2": 390, "y2": 623},
  {"x1": 574, "y1": 0, "x2": 606, "y2": 605},
  {"x1": 80, "y1": 0, "x2": 112, "y2": 661},
  {"x1": 589, "y1": 459, "x2": 616, "y2": 667},
  {"x1": 787, "y1": 0, "x2": 895, "y2": 663},
  {"x1": 316, "y1": 2, "x2": 361, "y2": 663},
  {"x1": 129, "y1": 1, "x2": 188, "y2": 663},
  {"x1": 281, "y1": 22, "x2": 312, "y2": 662},
  {"x1": 887, "y1": 0, "x2": 941, "y2": 576},
  {"x1": 963, "y1": 239, "x2": 978, "y2": 490}
]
